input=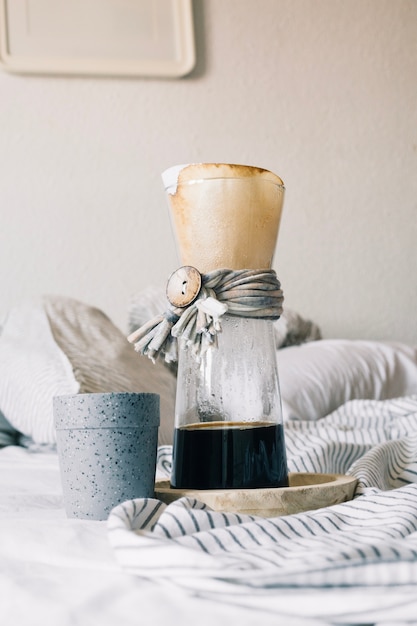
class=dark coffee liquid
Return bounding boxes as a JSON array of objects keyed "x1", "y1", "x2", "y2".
[{"x1": 171, "y1": 421, "x2": 288, "y2": 490}]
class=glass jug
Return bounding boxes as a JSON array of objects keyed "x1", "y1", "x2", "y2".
[{"x1": 162, "y1": 163, "x2": 289, "y2": 491}]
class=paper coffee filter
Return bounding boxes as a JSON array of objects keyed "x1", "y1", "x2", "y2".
[{"x1": 162, "y1": 163, "x2": 285, "y2": 271}]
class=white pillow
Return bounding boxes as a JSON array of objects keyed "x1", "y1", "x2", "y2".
[
  {"x1": 2, "y1": 297, "x2": 415, "y2": 446},
  {"x1": 0, "y1": 297, "x2": 177, "y2": 446},
  {"x1": 278, "y1": 339, "x2": 417, "y2": 421},
  {"x1": 0, "y1": 302, "x2": 79, "y2": 443}
]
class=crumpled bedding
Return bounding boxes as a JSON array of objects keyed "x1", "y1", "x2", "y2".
[
  {"x1": 108, "y1": 395, "x2": 417, "y2": 625},
  {"x1": 2, "y1": 396, "x2": 417, "y2": 625}
]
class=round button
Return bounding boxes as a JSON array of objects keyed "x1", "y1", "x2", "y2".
[{"x1": 166, "y1": 266, "x2": 202, "y2": 308}]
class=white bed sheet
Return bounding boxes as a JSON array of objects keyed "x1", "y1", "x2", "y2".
[
  {"x1": 0, "y1": 447, "x2": 303, "y2": 626},
  {"x1": 2, "y1": 396, "x2": 417, "y2": 626}
]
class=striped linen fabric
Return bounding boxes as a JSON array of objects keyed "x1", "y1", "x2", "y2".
[{"x1": 108, "y1": 396, "x2": 417, "y2": 625}]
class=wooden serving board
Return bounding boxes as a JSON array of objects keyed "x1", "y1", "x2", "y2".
[{"x1": 155, "y1": 473, "x2": 358, "y2": 518}]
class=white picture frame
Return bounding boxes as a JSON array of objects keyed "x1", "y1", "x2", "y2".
[{"x1": 0, "y1": 0, "x2": 195, "y2": 78}]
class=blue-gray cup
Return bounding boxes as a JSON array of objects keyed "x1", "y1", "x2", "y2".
[{"x1": 53, "y1": 392, "x2": 160, "y2": 520}]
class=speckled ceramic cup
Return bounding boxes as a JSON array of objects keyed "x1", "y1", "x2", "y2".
[{"x1": 53, "y1": 392, "x2": 160, "y2": 521}]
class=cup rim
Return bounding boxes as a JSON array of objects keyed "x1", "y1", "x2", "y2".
[{"x1": 53, "y1": 392, "x2": 160, "y2": 430}]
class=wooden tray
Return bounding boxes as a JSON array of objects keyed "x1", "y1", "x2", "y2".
[{"x1": 155, "y1": 473, "x2": 358, "y2": 518}]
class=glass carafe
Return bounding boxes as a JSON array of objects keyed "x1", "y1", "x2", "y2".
[{"x1": 162, "y1": 163, "x2": 288, "y2": 491}]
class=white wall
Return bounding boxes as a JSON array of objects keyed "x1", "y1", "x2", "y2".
[{"x1": 1, "y1": 0, "x2": 416, "y2": 343}]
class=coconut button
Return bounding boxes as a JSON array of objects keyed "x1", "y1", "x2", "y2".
[{"x1": 166, "y1": 266, "x2": 202, "y2": 308}]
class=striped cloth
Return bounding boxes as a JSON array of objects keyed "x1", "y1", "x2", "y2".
[{"x1": 108, "y1": 396, "x2": 417, "y2": 625}]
